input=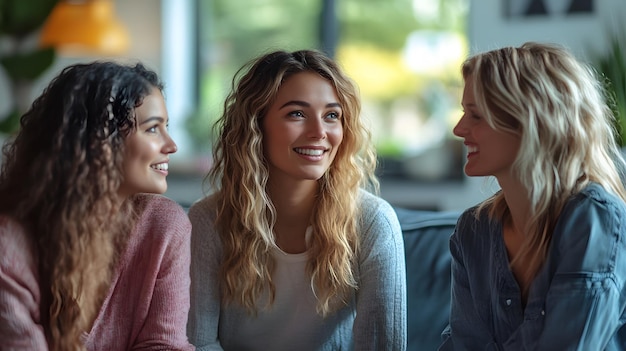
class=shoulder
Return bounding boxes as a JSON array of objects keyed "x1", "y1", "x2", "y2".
[
  {"x1": 187, "y1": 193, "x2": 219, "y2": 228},
  {"x1": 357, "y1": 189, "x2": 402, "y2": 242},
  {"x1": 0, "y1": 215, "x2": 28, "y2": 242},
  {"x1": 187, "y1": 194, "x2": 223, "y2": 255},
  {"x1": 132, "y1": 194, "x2": 191, "y2": 237},
  {"x1": 550, "y1": 183, "x2": 626, "y2": 273},
  {"x1": 571, "y1": 182, "x2": 625, "y2": 209},
  {"x1": 0, "y1": 216, "x2": 39, "y2": 297},
  {"x1": 357, "y1": 189, "x2": 396, "y2": 220},
  {"x1": 450, "y1": 205, "x2": 496, "y2": 247},
  {"x1": 555, "y1": 183, "x2": 626, "y2": 240},
  {"x1": 455, "y1": 205, "x2": 485, "y2": 231},
  {"x1": 0, "y1": 216, "x2": 36, "y2": 269},
  {"x1": 133, "y1": 193, "x2": 187, "y2": 216},
  {"x1": 560, "y1": 183, "x2": 626, "y2": 224}
]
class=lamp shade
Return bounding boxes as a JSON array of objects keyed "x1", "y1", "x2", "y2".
[{"x1": 40, "y1": 0, "x2": 130, "y2": 56}]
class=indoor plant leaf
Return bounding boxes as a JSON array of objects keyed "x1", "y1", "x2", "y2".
[
  {"x1": 0, "y1": 0, "x2": 59, "y2": 37},
  {"x1": 0, "y1": 47, "x2": 55, "y2": 81},
  {"x1": 592, "y1": 27, "x2": 626, "y2": 147},
  {"x1": 0, "y1": 108, "x2": 21, "y2": 134}
]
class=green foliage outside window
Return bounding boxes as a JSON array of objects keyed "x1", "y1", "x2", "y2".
[{"x1": 188, "y1": 0, "x2": 468, "y2": 159}]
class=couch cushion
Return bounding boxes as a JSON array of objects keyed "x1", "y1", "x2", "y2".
[{"x1": 394, "y1": 207, "x2": 460, "y2": 351}]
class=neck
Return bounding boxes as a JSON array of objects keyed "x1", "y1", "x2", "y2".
[
  {"x1": 267, "y1": 177, "x2": 318, "y2": 220},
  {"x1": 267, "y1": 177, "x2": 318, "y2": 253},
  {"x1": 497, "y1": 176, "x2": 531, "y2": 234},
  {"x1": 498, "y1": 175, "x2": 536, "y2": 302}
]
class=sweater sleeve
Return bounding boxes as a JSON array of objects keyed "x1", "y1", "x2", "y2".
[
  {"x1": 130, "y1": 196, "x2": 195, "y2": 351},
  {"x1": 187, "y1": 197, "x2": 224, "y2": 351},
  {"x1": 0, "y1": 217, "x2": 48, "y2": 350},
  {"x1": 353, "y1": 194, "x2": 408, "y2": 351}
]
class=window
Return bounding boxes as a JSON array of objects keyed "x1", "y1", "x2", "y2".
[{"x1": 186, "y1": 0, "x2": 469, "y2": 209}]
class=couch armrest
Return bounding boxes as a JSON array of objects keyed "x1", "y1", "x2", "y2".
[{"x1": 394, "y1": 207, "x2": 460, "y2": 351}]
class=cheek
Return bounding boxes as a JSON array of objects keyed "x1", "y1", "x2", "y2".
[
  {"x1": 125, "y1": 140, "x2": 157, "y2": 166},
  {"x1": 474, "y1": 126, "x2": 494, "y2": 143},
  {"x1": 329, "y1": 125, "x2": 344, "y2": 145}
]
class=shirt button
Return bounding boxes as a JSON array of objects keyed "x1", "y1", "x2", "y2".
[
  {"x1": 505, "y1": 299, "x2": 512, "y2": 306},
  {"x1": 541, "y1": 310, "x2": 545, "y2": 315}
]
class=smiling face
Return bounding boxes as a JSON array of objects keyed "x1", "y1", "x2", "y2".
[
  {"x1": 261, "y1": 71, "x2": 344, "y2": 184},
  {"x1": 118, "y1": 87, "x2": 177, "y2": 197},
  {"x1": 453, "y1": 76, "x2": 521, "y2": 181}
]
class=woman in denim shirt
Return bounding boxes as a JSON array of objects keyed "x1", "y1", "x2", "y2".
[{"x1": 440, "y1": 42, "x2": 626, "y2": 350}]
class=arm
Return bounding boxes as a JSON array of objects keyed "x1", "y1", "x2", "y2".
[
  {"x1": 0, "y1": 217, "x2": 48, "y2": 350},
  {"x1": 187, "y1": 199, "x2": 224, "y2": 351},
  {"x1": 353, "y1": 197, "x2": 407, "y2": 351},
  {"x1": 131, "y1": 198, "x2": 195, "y2": 351},
  {"x1": 439, "y1": 215, "x2": 500, "y2": 351},
  {"x1": 504, "y1": 194, "x2": 626, "y2": 350}
]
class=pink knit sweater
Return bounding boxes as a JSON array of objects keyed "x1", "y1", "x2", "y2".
[{"x1": 0, "y1": 194, "x2": 194, "y2": 350}]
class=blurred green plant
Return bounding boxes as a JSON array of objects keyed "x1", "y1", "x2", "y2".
[
  {"x1": 0, "y1": 0, "x2": 58, "y2": 134},
  {"x1": 592, "y1": 28, "x2": 626, "y2": 147}
]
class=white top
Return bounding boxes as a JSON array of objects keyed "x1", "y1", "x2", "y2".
[{"x1": 233, "y1": 239, "x2": 327, "y2": 350}]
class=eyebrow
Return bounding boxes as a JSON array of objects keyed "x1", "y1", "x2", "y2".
[
  {"x1": 279, "y1": 100, "x2": 341, "y2": 109},
  {"x1": 138, "y1": 116, "x2": 166, "y2": 125},
  {"x1": 461, "y1": 102, "x2": 477, "y2": 109}
]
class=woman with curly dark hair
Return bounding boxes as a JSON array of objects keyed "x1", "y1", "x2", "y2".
[{"x1": 0, "y1": 61, "x2": 194, "y2": 350}]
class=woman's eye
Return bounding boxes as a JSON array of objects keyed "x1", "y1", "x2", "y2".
[
  {"x1": 288, "y1": 111, "x2": 305, "y2": 118},
  {"x1": 463, "y1": 110, "x2": 480, "y2": 120},
  {"x1": 146, "y1": 125, "x2": 158, "y2": 133},
  {"x1": 326, "y1": 111, "x2": 340, "y2": 120}
]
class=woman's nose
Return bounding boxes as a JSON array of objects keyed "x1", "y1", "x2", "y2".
[
  {"x1": 163, "y1": 131, "x2": 178, "y2": 154},
  {"x1": 452, "y1": 115, "x2": 467, "y2": 138},
  {"x1": 308, "y1": 118, "x2": 326, "y2": 139}
]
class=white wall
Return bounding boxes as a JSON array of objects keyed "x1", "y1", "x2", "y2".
[
  {"x1": 468, "y1": 0, "x2": 625, "y2": 60},
  {"x1": 0, "y1": 0, "x2": 198, "y2": 156}
]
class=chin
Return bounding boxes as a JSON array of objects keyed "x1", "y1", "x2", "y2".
[
  {"x1": 464, "y1": 166, "x2": 484, "y2": 178},
  {"x1": 145, "y1": 184, "x2": 168, "y2": 194},
  {"x1": 153, "y1": 187, "x2": 168, "y2": 194}
]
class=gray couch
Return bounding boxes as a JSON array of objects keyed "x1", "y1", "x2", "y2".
[{"x1": 394, "y1": 207, "x2": 461, "y2": 351}]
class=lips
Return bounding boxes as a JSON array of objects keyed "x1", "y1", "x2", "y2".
[
  {"x1": 150, "y1": 163, "x2": 169, "y2": 171},
  {"x1": 294, "y1": 148, "x2": 326, "y2": 156}
]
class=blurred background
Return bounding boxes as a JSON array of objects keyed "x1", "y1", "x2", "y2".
[{"x1": 1, "y1": 0, "x2": 625, "y2": 210}]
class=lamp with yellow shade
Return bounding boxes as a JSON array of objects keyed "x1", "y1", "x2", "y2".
[{"x1": 39, "y1": 0, "x2": 130, "y2": 56}]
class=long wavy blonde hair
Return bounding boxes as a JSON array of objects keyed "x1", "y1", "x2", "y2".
[
  {"x1": 208, "y1": 49, "x2": 378, "y2": 316},
  {"x1": 464, "y1": 42, "x2": 626, "y2": 290},
  {"x1": 0, "y1": 62, "x2": 163, "y2": 350}
]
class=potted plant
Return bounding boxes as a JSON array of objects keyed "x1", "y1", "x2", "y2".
[
  {"x1": 591, "y1": 28, "x2": 626, "y2": 147},
  {"x1": 0, "y1": 0, "x2": 59, "y2": 134}
]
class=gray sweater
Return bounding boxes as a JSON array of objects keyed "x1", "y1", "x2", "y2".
[{"x1": 187, "y1": 189, "x2": 407, "y2": 351}]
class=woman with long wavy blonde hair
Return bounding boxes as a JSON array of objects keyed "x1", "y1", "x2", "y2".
[
  {"x1": 440, "y1": 42, "x2": 626, "y2": 350},
  {"x1": 0, "y1": 61, "x2": 194, "y2": 350},
  {"x1": 187, "y1": 49, "x2": 407, "y2": 350}
]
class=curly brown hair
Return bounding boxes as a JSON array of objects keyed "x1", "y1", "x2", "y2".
[{"x1": 0, "y1": 61, "x2": 163, "y2": 350}]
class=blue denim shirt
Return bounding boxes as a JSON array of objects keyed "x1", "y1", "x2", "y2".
[{"x1": 440, "y1": 183, "x2": 626, "y2": 350}]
